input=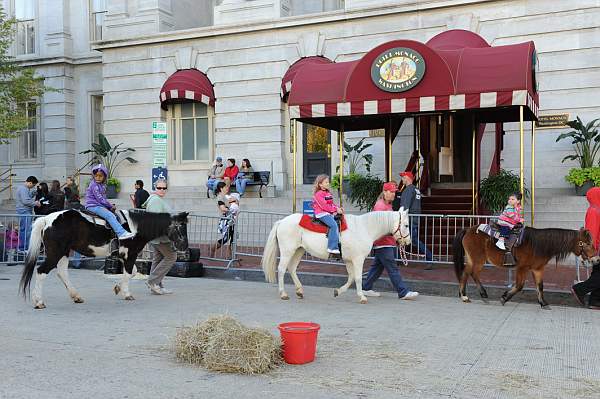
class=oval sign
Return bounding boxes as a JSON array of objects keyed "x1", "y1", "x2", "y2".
[{"x1": 371, "y1": 47, "x2": 426, "y2": 92}]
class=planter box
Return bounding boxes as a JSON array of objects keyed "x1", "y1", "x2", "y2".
[
  {"x1": 167, "y1": 261, "x2": 205, "y2": 278},
  {"x1": 575, "y1": 181, "x2": 594, "y2": 196},
  {"x1": 106, "y1": 184, "x2": 118, "y2": 199}
]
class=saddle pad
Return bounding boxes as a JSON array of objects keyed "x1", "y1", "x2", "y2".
[
  {"x1": 477, "y1": 223, "x2": 523, "y2": 250},
  {"x1": 78, "y1": 210, "x2": 107, "y2": 226},
  {"x1": 299, "y1": 214, "x2": 348, "y2": 233}
]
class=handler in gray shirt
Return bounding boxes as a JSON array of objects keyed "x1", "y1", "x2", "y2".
[
  {"x1": 393, "y1": 171, "x2": 433, "y2": 263},
  {"x1": 16, "y1": 176, "x2": 40, "y2": 251}
]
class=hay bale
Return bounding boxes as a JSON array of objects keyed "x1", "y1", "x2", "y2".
[{"x1": 173, "y1": 315, "x2": 282, "y2": 374}]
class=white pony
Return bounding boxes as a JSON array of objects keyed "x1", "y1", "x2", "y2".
[{"x1": 261, "y1": 209, "x2": 411, "y2": 304}]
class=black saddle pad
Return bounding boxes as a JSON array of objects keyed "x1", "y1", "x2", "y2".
[{"x1": 477, "y1": 222, "x2": 524, "y2": 251}]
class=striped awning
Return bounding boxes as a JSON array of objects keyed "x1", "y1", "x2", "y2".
[
  {"x1": 159, "y1": 69, "x2": 215, "y2": 110},
  {"x1": 289, "y1": 90, "x2": 539, "y2": 119}
]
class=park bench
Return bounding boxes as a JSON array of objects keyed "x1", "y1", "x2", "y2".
[{"x1": 206, "y1": 171, "x2": 271, "y2": 198}]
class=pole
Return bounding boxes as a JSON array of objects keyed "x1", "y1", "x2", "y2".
[
  {"x1": 387, "y1": 118, "x2": 392, "y2": 180},
  {"x1": 339, "y1": 124, "x2": 344, "y2": 206},
  {"x1": 416, "y1": 117, "x2": 421, "y2": 186},
  {"x1": 292, "y1": 119, "x2": 297, "y2": 213},
  {"x1": 531, "y1": 119, "x2": 535, "y2": 226},
  {"x1": 519, "y1": 105, "x2": 524, "y2": 199},
  {"x1": 472, "y1": 117, "x2": 476, "y2": 214}
]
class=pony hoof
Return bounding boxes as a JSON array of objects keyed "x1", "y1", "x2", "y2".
[
  {"x1": 500, "y1": 297, "x2": 507, "y2": 306},
  {"x1": 461, "y1": 296, "x2": 471, "y2": 303},
  {"x1": 333, "y1": 289, "x2": 339, "y2": 298},
  {"x1": 113, "y1": 285, "x2": 121, "y2": 295},
  {"x1": 73, "y1": 297, "x2": 84, "y2": 304},
  {"x1": 280, "y1": 294, "x2": 289, "y2": 300},
  {"x1": 541, "y1": 305, "x2": 552, "y2": 310},
  {"x1": 296, "y1": 292, "x2": 304, "y2": 299},
  {"x1": 360, "y1": 298, "x2": 368, "y2": 304},
  {"x1": 124, "y1": 295, "x2": 135, "y2": 301},
  {"x1": 34, "y1": 302, "x2": 46, "y2": 309}
]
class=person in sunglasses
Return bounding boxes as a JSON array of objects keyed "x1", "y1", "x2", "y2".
[{"x1": 142, "y1": 179, "x2": 176, "y2": 295}]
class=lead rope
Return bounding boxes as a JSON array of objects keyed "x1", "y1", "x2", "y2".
[{"x1": 398, "y1": 245, "x2": 409, "y2": 266}]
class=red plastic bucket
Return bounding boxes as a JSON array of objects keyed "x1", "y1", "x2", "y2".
[{"x1": 278, "y1": 322, "x2": 321, "y2": 365}]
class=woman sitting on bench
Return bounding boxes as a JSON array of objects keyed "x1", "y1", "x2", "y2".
[{"x1": 235, "y1": 158, "x2": 254, "y2": 197}]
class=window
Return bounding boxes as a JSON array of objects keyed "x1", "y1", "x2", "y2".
[
  {"x1": 16, "y1": 0, "x2": 35, "y2": 55},
  {"x1": 90, "y1": 0, "x2": 107, "y2": 41},
  {"x1": 17, "y1": 101, "x2": 38, "y2": 160},
  {"x1": 91, "y1": 95, "x2": 103, "y2": 144},
  {"x1": 169, "y1": 103, "x2": 212, "y2": 163}
]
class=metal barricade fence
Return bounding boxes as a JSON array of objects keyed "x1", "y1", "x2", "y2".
[
  {"x1": 0, "y1": 213, "x2": 40, "y2": 264},
  {"x1": 188, "y1": 213, "x2": 237, "y2": 265}
]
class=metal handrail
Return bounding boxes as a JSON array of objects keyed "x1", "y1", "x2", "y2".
[{"x1": 0, "y1": 167, "x2": 16, "y2": 199}]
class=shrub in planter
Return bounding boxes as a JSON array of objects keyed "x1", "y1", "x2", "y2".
[
  {"x1": 106, "y1": 177, "x2": 121, "y2": 199},
  {"x1": 565, "y1": 167, "x2": 600, "y2": 196},
  {"x1": 346, "y1": 174, "x2": 384, "y2": 211},
  {"x1": 480, "y1": 169, "x2": 529, "y2": 213}
]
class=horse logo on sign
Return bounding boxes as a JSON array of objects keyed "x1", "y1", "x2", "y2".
[{"x1": 371, "y1": 47, "x2": 426, "y2": 92}]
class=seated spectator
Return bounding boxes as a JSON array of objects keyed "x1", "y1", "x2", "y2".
[
  {"x1": 34, "y1": 182, "x2": 52, "y2": 215},
  {"x1": 235, "y1": 158, "x2": 254, "y2": 197},
  {"x1": 133, "y1": 180, "x2": 150, "y2": 208},
  {"x1": 4, "y1": 222, "x2": 19, "y2": 262},
  {"x1": 64, "y1": 176, "x2": 81, "y2": 209},
  {"x1": 49, "y1": 179, "x2": 65, "y2": 212},
  {"x1": 223, "y1": 158, "x2": 239, "y2": 190},
  {"x1": 207, "y1": 156, "x2": 225, "y2": 195}
]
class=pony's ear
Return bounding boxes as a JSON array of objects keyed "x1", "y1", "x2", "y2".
[
  {"x1": 175, "y1": 212, "x2": 189, "y2": 222},
  {"x1": 398, "y1": 206, "x2": 404, "y2": 213}
]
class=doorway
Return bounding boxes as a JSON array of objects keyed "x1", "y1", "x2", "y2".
[
  {"x1": 303, "y1": 123, "x2": 331, "y2": 184},
  {"x1": 425, "y1": 114, "x2": 471, "y2": 184}
]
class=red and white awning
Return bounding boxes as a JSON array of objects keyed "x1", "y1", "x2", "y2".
[
  {"x1": 289, "y1": 90, "x2": 538, "y2": 119},
  {"x1": 160, "y1": 69, "x2": 215, "y2": 110}
]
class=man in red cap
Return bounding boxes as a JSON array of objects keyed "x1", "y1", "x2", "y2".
[
  {"x1": 362, "y1": 181, "x2": 419, "y2": 300},
  {"x1": 393, "y1": 170, "x2": 433, "y2": 265}
]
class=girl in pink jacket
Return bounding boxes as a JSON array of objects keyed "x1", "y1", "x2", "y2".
[{"x1": 312, "y1": 174, "x2": 343, "y2": 254}]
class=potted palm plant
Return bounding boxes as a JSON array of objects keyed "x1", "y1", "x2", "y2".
[
  {"x1": 80, "y1": 133, "x2": 138, "y2": 199},
  {"x1": 556, "y1": 117, "x2": 600, "y2": 196},
  {"x1": 331, "y1": 138, "x2": 373, "y2": 197}
]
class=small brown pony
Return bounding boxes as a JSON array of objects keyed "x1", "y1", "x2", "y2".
[{"x1": 453, "y1": 226, "x2": 595, "y2": 309}]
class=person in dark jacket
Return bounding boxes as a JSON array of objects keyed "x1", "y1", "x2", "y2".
[
  {"x1": 133, "y1": 180, "x2": 150, "y2": 209},
  {"x1": 64, "y1": 176, "x2": 81, "y2": 210},
  {"x1": 49, "y1": 179, "x2": 65, "y2": 212},
  {"x1": 572, "y1": 187, "x2": 600, "y2": 308},
  {"x1": 34, "y1": 182, "x2": 52, "y2": 215},
  {"x1": 392, "y1": 171, "x2": 433, "y2": 264}
]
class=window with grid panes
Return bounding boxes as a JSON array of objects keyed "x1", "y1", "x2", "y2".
[
  {"x1": 17, "y1": 101, "x2": 38, "y2": 160},
  {"x1": 90, "y1": 0, "x2": 106, "y2": 41},
  {"x1": 169, "y1": 103, "x2": 211, "y2": 163},
  {"x1": 16, "y1": 0, "x2": 35, "y2": 55}
]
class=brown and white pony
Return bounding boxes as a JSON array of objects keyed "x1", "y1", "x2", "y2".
[
  {"x1": 453, "y1": 226, "x2": 595, "y2": 309},
  {"x1": 19, "y1": 209, "x2": 189, "y2": 309}
]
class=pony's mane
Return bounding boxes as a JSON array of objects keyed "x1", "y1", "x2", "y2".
[
  {"x1": 522, "y1": 227, "x2": 578, "y2": 262},
  {"x1": 359, "y1": 211, "x2": 397, "y2": 236},
  {"x1": 128, "y1": 209, "x2": 172, "y2": 239}
]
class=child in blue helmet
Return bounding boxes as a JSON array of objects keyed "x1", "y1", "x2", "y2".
[{"x1": 85, "y1": 164, "x2": 135, "y2": 240}]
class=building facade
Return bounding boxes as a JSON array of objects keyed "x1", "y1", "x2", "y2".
[{"x1": 2, "y1": 0, "x2": 599, "y2": 218}]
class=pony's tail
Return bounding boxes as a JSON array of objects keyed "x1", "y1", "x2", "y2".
[
  {"x1": 453, "y1": 229, "x2": 467, "y2": 281},
  {"x1": 19, "y1": 216, "x2": 47, "y2": 298},
  {"x1": 261, "y1": 220, "x2": 281, "y2": 283}
]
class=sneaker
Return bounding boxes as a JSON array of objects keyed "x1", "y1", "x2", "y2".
[
  {"x1": 159, "y1": 287, "x2": 173, "y2": 295},
  {"x1": 327, "y1": 248, "x2": 340, "y2": 254},
  {"x1": 571, "y1": 286, "x2": 585, "y2": 306},
  {"x1": 495, "y1": 240, "x2": 506, "y2": 250},
  {"x1": 400, "y1": 291, "x2": 419, "y2": 300},
  {"x1": 118, "y1": 231, "x2": 136, "y2": 240},
  {"x1": 147, "y1": 282, "x2": 163, "y2": 295},
  {"x1": 363, "y1": 290, "x2": 381, "y2": 297}
]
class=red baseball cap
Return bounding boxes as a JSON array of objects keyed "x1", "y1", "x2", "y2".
[
  {"x1": 399, "y1": 171, "x2": 414, "y2": 180},
  {"x1": 382, "y1": 182, "x2": 398, "y2": 192}
]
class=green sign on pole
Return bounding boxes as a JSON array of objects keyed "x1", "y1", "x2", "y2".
[{"x1": 152, "y1": 121, "x2": 168, "y2": 167}]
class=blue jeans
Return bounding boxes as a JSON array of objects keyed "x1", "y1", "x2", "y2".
[
  {"x1": 410, "y1": 216, "x2": 433, "y2": 261},
  {"x1": 71, "y1": 251, "x2": 82, "y2": 268},
  {"x1": 86, "y1": 206, "x2": 127, "y2": 237},
  {"x1": 317, "y1": 214, "x2": 339, "y2": 251},
  {"x1": 235, "y1": 178, "x2": 251, "y2": 196},
  {"x1": 17, "y1": 208, "x2": 33, "y2": 251},
  {"x1": 207, "y1": 178, "x2": 219, "y2": 192},
  {"x1": 363, "y1": 247, "x2": 410, "y2": 298}
]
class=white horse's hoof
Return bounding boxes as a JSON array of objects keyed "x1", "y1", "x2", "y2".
[
  {"x1": 124, "y1": 295, "x2": 135, "y2": 301},
  {"x1": 333, "y1": 289, "x2": 339, "y2": 298},
  {"x1": 34, "y1": 302, "x2": 46, "y2": 309},
  {"x1": 461, "y1": 296, "x2": 471, "y2": 303},
  {"x1": 73, "y1": 296, "x2": 84, "y2": 304},
  {"x1": 113, "y1": 285, "x2": 121, "y2": 295},
  {"x1": 280, "y1": 293, "x2": 289, "y2": 300},
  {"x1": 359, "y1": 298, "x2": 368, "y2": 304},
  {"x1": 296, "y1": 291, "x2": 304, "y2": 299}
]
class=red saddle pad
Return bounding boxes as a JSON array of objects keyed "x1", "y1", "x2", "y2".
[{"x1": 299, "y1": 214, "x2": 348, "y2": 233}]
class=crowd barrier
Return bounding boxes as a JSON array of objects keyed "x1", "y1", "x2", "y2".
[{"x1": 1, "y1": 211, "x2": 588, "y2": 288}]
